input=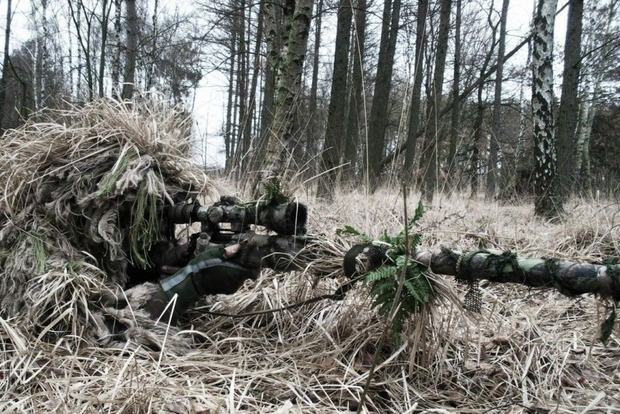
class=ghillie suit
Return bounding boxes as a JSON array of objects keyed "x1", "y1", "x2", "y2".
[{"x1": 0, "y1": 99, "x2": 214, "y2": 352}]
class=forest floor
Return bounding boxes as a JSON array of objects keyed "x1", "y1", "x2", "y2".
[{"x1": 2, "y1": 182, "x2": 619, "y2": 413}]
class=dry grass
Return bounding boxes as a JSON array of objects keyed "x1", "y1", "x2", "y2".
[
  {"x1": 2, "y1": 180, "x2": 620, "y2": 413},
  {"x1": 0, "y1": 100, "x2": 618, "y2": 412},
  {"x1": 0, "y1": 99, "x2": 219, "y2": 352}
]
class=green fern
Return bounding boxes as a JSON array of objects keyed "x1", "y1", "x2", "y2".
[
  {"x1": 338, "y1": 200, "x2": 433, "y2": 346},
  {"x1": 365, "y1": 265, "x2": 398, "y2": 283},
  {"x1": 262, "y1": 177, "x2": 290, "y2": 205},
  {"x1": 336, "y1": 225, "x2": 373, "y2": 243}
]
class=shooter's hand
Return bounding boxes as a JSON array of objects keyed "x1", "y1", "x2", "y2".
[{"x1": 224, "y1": 243, "x2": 241, "y2": 258}]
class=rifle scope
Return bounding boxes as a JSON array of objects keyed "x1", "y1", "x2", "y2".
[{"x1": 167, "y1": 199, "x2": 308, "y2": 236}]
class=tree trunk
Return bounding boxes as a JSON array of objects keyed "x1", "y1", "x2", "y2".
[
  {"x1": 30, "y1": 3, "x2": 39, "y2": 109},
  {"x1": 470, "y1": 95, "x2": 486, "y2": 198},
  {"x1": 257, "y1": 0, "x2": 314, "y2": 190},
  {"x1": 240, "y1": 2, "x2": 264, "y2": 174},
  {"x1": 0, "y1": 0, "x2": 12, "y2": 133},
  {"x1": 75, "y1": 2, "x2": 82, "y2": 101},
  {"x1": 40, "y1": 0, "x2": 49, "y2": 105},
  {"x1": 366, "y1": 0, "x2": 401, "y2": 191},
  {"x1": 251, "y1": 0, "x2": 293, "y2": 181},
  {"x1": 317, "y1": 0, "x2": 353, "y2": 199},
  {"x1": 99, "y1": 0, "x2": 113, "y2": 98},
  {"x1": 145, "y1": 0, "x2": 159, "y2": 91},
  {"x1": 486, "y1": 0, "x2": 510, "y2": 199},
  {"x1": 531, "y1": 0, "x2": 561, "y2": 217},
  {"x1": 446, "y1": 0, "x2": 461, "y2": 188},
  {"x1": 111, "y1": 0, "x2": 122, "y2": 99},
  {"x1": 67, "y1": 2, "x2": 75, "y2": 100},
  {"x1": 556, "y1": 0, "x2": 583, "y2": 198},
  {"x1": 305, "y1": 0, "x2": 324, "y2": 180},
  {"x1": 469, "y1": 14, "x2": 497, "y2": 199},
  {"x1": 121, "y1": 0, "x2": 138, "y2": 100},
  {"x1": 343, "y1": 0, "x2": 367, "y2": 182},
  {"x1": 403, "y1": 0, "x2": 428, "y2": 179},
  {"x1": 420, "y1": 0, "x2": 452, "y2": 203},
  {"x1": 224, "y1": 27, "x2": 237, "y2": 173},
  {"x1": 236, "y1": 0, "x2": 249, "y2": 172},
  {"x1": 68, "y1": 1, "x2": 95, "y2": 101},
  {"x1": 514, "y1": 35, "x2": 533, "y2": 197},
  {"x1": 574, "y1": 0, "x2": 616, "y2": 196}
]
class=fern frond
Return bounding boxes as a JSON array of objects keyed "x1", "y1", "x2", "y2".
[
  {"x1": 412, "y1": 200, "x2": 425, "y2": 223},
  {"x1": 343, "y1": 198, "x2": 435, "y2": 347},
  {"x1": 370, "y1": 281, "x2": 396, "y2": 297},
  {"x1": 365, "y1": 265, "x2": 398, "y2": 283},
  {"x1": 403, "y1": 279, "x2": 424, "y2": 303},
  {"x1": 335, "y1": 225, "x2": 373, "y2": 243},
  {"x1": 395, "y1": 255, "x2": 408, "y2": 268},
  {"x1": 262, "y1": 177, "x2": 289, "y2": 205}
]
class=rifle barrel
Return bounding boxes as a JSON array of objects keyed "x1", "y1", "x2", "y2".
[{"x1": 415, "y1": 249, "x2": 620, "y2": 300}]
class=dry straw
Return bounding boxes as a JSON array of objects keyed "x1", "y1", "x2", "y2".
[
  {"x1": 0, "y1": 98, "x2": 213, "y2": 350},
  {"x1": 0, "y1": 100, "x2": 619, "y2": 412}
]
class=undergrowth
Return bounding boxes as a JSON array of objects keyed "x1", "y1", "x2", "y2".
[{"x1": 338, "y1": 199, "x2": 434, "y2": 345}]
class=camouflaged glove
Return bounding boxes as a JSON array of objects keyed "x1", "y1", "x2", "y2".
[{"x1": 157, "y1": 246, "x2": 257, "y2": 319}]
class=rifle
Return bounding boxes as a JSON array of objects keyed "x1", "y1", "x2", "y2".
[
  {"x1": 147, "y1": 196, "x2": 314, "y2": 277},
  {"x1": 141, "y1": 196, "x2": 620, "y2": 312}
]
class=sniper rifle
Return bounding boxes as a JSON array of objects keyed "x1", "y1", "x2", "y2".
[{"x1": 145, "y1": 196, "x2": 314, "y2": 278}]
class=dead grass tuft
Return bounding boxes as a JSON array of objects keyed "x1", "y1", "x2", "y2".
[{"x1": 0, "y1": 99, "x2": 214, "y2": 351}]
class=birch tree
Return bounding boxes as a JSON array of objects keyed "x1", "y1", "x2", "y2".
[
  {"x1": 40, "y1": 0, "x2": 49, "y2": 106},
  {"x1": 111, "y1": 0, "x2": 122, "y2": 98},
  {"x1": 486, "y1": 0, "x2": 510, "y2": 199},
  {"x1": 258, "y1": 0, "x2": 314, "y2": 189},
  {"x1": 574, "y1": 0, "x2": 618, "y2": 195},
  {"x1": 121, "y1": 0, "x2": 138, "y2": 100},
  {"x1": 531, "y1": 0, "x2": 560, "y2": 217},
  {"x1": 98, "y1": 0, "x2": 114, "y2": 98},
  {"x1": 251, "y1": 0, "x2": 295, "y2": 177}
]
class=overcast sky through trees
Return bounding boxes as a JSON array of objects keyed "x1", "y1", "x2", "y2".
[
  {"x1": 3, "y1": 0, "x2": 569, "y2": 167},
  {"x1": 189, "y1": 0, "x2": 569, "y2": 167}
]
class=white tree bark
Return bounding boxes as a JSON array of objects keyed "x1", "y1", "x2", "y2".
[
  {"x1": 531, "y1": 0, "x2": 559, "y2": 216},
  {"x1": 111, "y1": 0, "x2": 122, "y2": 98},
  {"x1": 121, "y1": 0, "x2": 138, "y2": 100},
  {"x1": 258, "y1": 0, "x2": 314, "y2": 188},
  {"x1": 574, "y1": 0, "x2": 618, "y2": 194},
  {"x1": 486, "y1": 0, "x2": 510, "y2": 199},
  {"x1": 40, "y1": 0, "x2": 49, "y2": 105}
]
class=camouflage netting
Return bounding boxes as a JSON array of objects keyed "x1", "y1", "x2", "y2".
[{"x1": 0, "y1": 99, "x2": 213, "y2": 351}]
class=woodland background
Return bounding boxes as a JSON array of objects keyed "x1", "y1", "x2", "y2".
[
  {"x1": 0, "y1": 0, "x2": 618, "y2": 209},
  {"x1": 1, "y1": 1, "x2": 620, "y2": 412}
]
